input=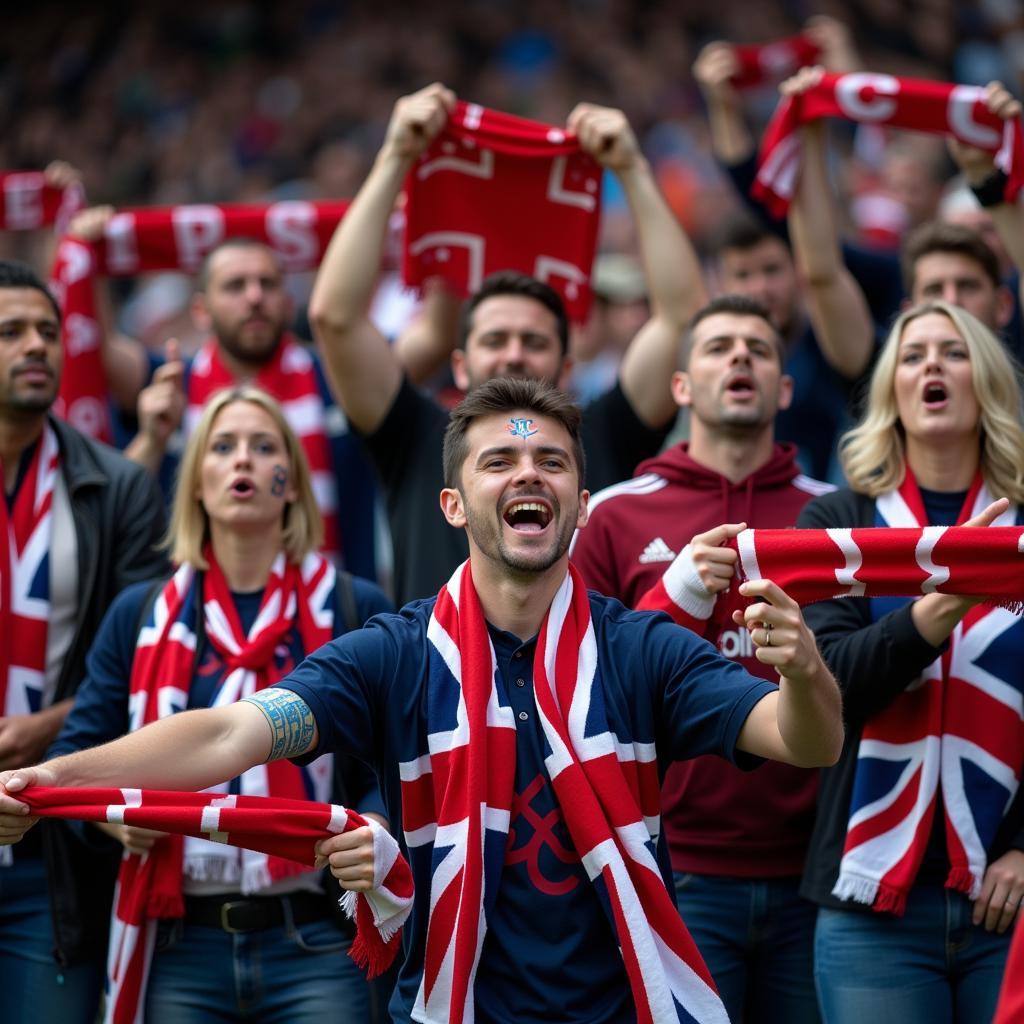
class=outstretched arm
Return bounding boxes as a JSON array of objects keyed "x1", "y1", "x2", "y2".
[
  {"x1": 783, "y1": 67, "x2": 874, "y2": 379},
  {"x1": 734, "y1": 579, "x2": 843, "y2": 768},
  {"x1": 0, "y1": 690, "x2": 316, "y2": 845},
  {"x1": 568, "y1": 103, "x2": 707, "y2": 427},
  {"x1": 309, "y1": 83, "x2": 455, "y2": 434}
]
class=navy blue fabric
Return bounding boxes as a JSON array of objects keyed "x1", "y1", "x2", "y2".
[{"x1": 280, "y1": 592, "x2": 776, "y2": 1024}]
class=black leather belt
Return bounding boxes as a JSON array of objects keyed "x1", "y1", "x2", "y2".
[{"x1": 183, "y1": 891, "x2": 330, "y2": 933}]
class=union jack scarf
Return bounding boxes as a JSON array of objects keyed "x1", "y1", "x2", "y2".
[
  {"x1": 16, "y1": 787, "x2": 413, "y2": 993},
  {"x1": 731, "y1": 34, "x2": 821, "y2": 90},
  {"x1": 102, "y1": 549, "x2": 338, "y2": 1023},
  {"x1": 184, "y1": 338, "x2": 340, "y2": 559},
  {"x1": 732, "y1": 474, "x2": 1024, "y2": 915},
  {"x1": 0, "y1": 170, "x2": 84, "y2": 232},
  {"x1": 403, "y1": 100, "x2": 602, "y2": 323},
  {"x1": 0, "y1": 426, "x2": 60, "y2": 850},
  {"x1": 405, "y1": 560, "x2": 728, "y2": 1024},
  {"x1": 753, "y1": 71, "x2": 1024, "y2": 218},
  {"x1": 48, "y1": 200, "x2": 348, "y2": 445}
]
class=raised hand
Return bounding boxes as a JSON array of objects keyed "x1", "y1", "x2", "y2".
[
  {"x1": 381, "y1": 82, "x2": 456, "y2": 164},
  {"x1": 566, "y1": 103, "x2": 641, "y2": 172}
]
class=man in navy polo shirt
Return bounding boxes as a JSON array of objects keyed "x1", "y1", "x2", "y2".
[{"x1": 0, "y1": 378, "x2": 843, "y2": 1023}]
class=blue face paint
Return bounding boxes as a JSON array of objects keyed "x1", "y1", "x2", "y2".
[
  {"x1": 507, "y1": 417, "x2": 538, "y2": 440},
  {"x1": 271, "y1": 465, "x2": 288, "y2": 497}
]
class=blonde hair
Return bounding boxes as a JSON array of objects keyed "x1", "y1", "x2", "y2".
[
  {"x1": 166, "y1": 386, "x2": 323, "y2": 567},
  {"x1": 841, "y1": 301, "x2": 1024, "y2": 503}
]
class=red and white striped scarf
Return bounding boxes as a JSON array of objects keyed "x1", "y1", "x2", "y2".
[
  {"x1": 184, "y1": 337, "x2": 340, "y2": 559},
  {"x1": 48, "y1": 200, "x2": 349, "y2": 444},
  {"x1": 0, "y1": 171, "x2": 84, "y2": 232},
  {"x1": 753, "y1": 72, "x2": 1024, "y2": 218},
  {"x1": 733, "y1": 477, "x2": 1024, "y2": 914},
  {"x1": 16, "y1": 787, "x2": 413, "y2": 992},
  {"x1": 407, "y1": 560, "x2": 727, "y2": 1024},
  {"x1": 403, "y1": 101, "x2": 602, "y2": 323},
  {"x1": 731, "y1": 34, "x2": 821, "y2": 91},
  {"x1": 0, "y1": 424, "x2": 59, "y2": 720},
  {"x1": 104, "y1": 549, "x2": 337, "y2": 1023}
]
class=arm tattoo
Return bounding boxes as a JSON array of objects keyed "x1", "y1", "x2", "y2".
[{"x1": 242, "y1": 688, "x2": 317, "y2": 761}]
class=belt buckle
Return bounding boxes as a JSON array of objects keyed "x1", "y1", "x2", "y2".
[{"x1": 219, "y1": 900, "x2": 252, "y2": 934}]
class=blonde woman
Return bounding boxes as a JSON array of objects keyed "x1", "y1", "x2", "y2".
[
  {"x1": 50, "y1": 386, "x2": 391, "y2": 1024},
  {"x1": 796, "y1": 301, "x2": 1024, "y2": 1023}
]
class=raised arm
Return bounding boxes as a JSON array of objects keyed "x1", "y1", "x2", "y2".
[
  {"x1": 733, "y1": 579, "x2": 843, "y2": 768},
  {"x1": 309, "y1": 83, "x2": 454, "y2": 434},
  {"x1": 568, "y1": 103, "x2": 707, "y2": 427},
  {"x1": 0, "y1": 689, "x2": 317, "y2": 845},
  {"x1": 783, "y1": 68, "x2": 874, "y2": 379},
  {"x1": 692, "y1": 42, "x2": 754, "y2": 166},
  {"x1": 948, "y1": 82, "x2": 1024, "y2": 312}
]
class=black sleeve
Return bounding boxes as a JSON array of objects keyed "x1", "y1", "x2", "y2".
[
  {"x1": 358, "y1": 376, "x2": 445, "y2": 491},
  {"x1": 796, "y1": 490, "x2": 949, "y2": 728},
  {"x1": 581, "y1": 381, "x2": 671, "y2": 493},
  {"x1": 112, "y1": 466, "x2": 170, "y2": 589}
]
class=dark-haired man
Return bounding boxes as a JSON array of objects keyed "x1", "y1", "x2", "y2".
[
  {"x1": 0, "y1": 376, "x2": 843, "y2": 1024},
  {"x1": 573, "y1": 295, "x2": 832, "y2": 1023},
  {"x1": 0, "y1": 260, "x2": 167, "y2": 1022},
  {"x1": 72, "y1": 220, "x2": 379, "y2": 581},
  {"x1": 310, "y1": 83, "x2": 707, "y2": 603}
]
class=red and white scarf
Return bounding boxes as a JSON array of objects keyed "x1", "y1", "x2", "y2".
[
  {"x1": 0, "y1": 171, "x2": 84, "y2": 232},
  {"x1": 48, "y1": 200, "x2": 349, "y2": 443},
  {"x1": 753, "y1": 72, "x2": 1024, "y2": 218},
  {"x1": 16, "y1": 787, "x2": 413, "y2": 989},
  {"x1": 184, "y1": 338, "x2": 341, "y2": 559},
  {"x1": 731, "y1": 34, "x2": 822, "y2": 90},
  {"x1": 733, "y1": 476, "x2": 1024, "y2": 914},
  {"x1": 0, "y1": 424, "x2": 59, "y2": 723},
  {"x1": 406, "y1": 560, "x2": 727, "y2": 1024},
  {"x1": 103, "y1": 549, "x2": 336, "y2": 1022},
  {"x1": 403, "y1": 101, "x2": 602, "y2": 324}
]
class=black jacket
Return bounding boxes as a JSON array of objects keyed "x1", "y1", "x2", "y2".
[{"x1": 39, "y1": 416, "x2": 168, "y2": 967}]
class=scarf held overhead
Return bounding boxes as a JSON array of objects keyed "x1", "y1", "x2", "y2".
[
  {"x1": 402, "y1": 560, "x2": 727, "y2": 1024},
  {"x1": 0, "y1": 171, "x2": 84, "y2": 232},
  {"x1": 403, "y1": 101, "x2": 602, "y2": 324},
  {"x1": 735, "y1": 476, "x2": 1024, "y2": 915},
  {"x1": 96, "y1": 550, "x2": 339, "y2": 1024},
  {"x1": 49, "y1": 200, "x2": 349, "y2": 442},
  {"x1": 731, "y1": 35, "x2": 822, "y2": 90},
  {"x1": 753, "y1": 72, "x2": 1024, "y2": 217}
]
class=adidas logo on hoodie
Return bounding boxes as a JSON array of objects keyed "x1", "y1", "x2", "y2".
[{"x1": 638, "y1": 537, "x2": 677, "y2": 564}]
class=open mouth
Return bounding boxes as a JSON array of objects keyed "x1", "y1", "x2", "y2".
[
  {"x1": 502, "y1": 500, "x2": 553, "y2": 534},
  {"x1": 229, "y1": 479, "x2": 255, "y2": 497},
  {"x1": 725, "y1": 374, "x2": 755, "y2": 397},
  {"x1": 922, "y1": 381, "x2": 948, "y2": 407}
]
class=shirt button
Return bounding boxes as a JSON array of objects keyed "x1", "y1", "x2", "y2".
[
  {"x1": 515, "y1": 678, "x2": 525, "y2": 687},
  {"x1": 513, "y1": 651, "x2": 523, "y2": 659},
  {"x1": 518, "y1": 711, "x2": 529, "y2": 721}
]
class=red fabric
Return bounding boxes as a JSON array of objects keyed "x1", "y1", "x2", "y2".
[
  {"x1": 0, "y1": 172, "x2": 84, "y2": 232},
  {"x1": 403, "y1": 100, "x2": 602, "y2": 323},
  {"x1": 572, "y1": 442, "x2": 828, "y2": 878},
  {"x1": 735, "y1": 523, "x2": 1024, "y2": 607},
  {"x1": 0, "y1": 425, "x2": 59, "y2": 717},
  {"x1": 48, "y1": 200, "x2": 350, "y2": 442},
  {"x1": 105, "y1": 550, "x2": 336, "y2": 1024},
  {"x1": 753, "y1": 72, "x2": 1024, "y2": 217},
  {"x1": 994, "y1": 918, "x2": 1024, "y2": 1023},
  {"x1": 185, "y1": 338, "x2": 341, "y2": 559},
  {"x1": 731, "y1": 35, "x2": 821, "y2": 90},
  {"x1": 16, "y1": 787, "x2": 413, "y2": 991}
]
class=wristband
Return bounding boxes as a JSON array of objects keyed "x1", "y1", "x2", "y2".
[{"x1": 969, "y1": 167, "x2": 1009, "y2": 208}]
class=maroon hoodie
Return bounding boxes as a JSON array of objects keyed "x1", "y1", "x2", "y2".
[{"x1": 571, "y1": 442, "x2": 833, "y2": 876}]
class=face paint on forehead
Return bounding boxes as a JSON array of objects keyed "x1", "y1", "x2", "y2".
[
  {"x1": 507, "y1": 416, "x2": 538, "y2": 441},
  {"x1": 271, "y1": 465, "x2": 288, "y2": 497}
]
